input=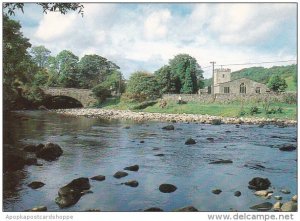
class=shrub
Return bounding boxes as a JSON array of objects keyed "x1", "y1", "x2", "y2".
[
  {"x1": 92, "y1": 84, "x2": 111, "y2": 103},
  {"x1": 250, "y1": 106, "x2": 259, "y2": 115},
  {"x1": 126, "y1": 71, "x2": 160, "y2": 102},
  {"x1": 132, "y1": 100, "x2": 158, "y2": 110}
]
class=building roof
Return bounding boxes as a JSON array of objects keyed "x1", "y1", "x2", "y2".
[{"x1": 217, "y1": 77, "x2": 267, "y2": 86}]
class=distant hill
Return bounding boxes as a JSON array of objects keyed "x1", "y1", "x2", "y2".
[{"x1": 203, "y1": 64, "x2": 297, "y2": 91}]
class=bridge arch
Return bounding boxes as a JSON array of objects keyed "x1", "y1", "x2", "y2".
[{"x1": 42, "y1": 87, "x2": 98, "y2": 108}]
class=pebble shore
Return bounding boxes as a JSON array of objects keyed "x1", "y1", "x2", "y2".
[{"x1": 53, "y1": 108, "x2": 297, "y2": 125}]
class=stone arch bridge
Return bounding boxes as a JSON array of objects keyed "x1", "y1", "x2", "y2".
[{"x1": 43, "y1": 87, "x2": 98, "y2": 107}]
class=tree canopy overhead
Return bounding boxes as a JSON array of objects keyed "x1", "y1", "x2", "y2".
[{"x1": 4, "y1": 3, "x2": 84, "y2": 16}]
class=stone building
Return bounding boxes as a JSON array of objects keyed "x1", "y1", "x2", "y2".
[{"x1": 200, "y1": 68, "x2": 269, "y2": 95}]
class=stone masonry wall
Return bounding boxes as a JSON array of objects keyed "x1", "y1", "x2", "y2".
[{"x1": 162, "y1": 92, "x2": 297, "y2": 104}]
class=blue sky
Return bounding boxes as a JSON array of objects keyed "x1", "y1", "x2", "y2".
[{"x1": 8, "y1": 3, "x2": 297, "y2": 79}]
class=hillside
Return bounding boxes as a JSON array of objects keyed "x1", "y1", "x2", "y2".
[{"x1": 203, "y1": 64, "x2": 297, "y2": 91}]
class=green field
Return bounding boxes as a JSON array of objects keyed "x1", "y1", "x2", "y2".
[{"x1": 98, "y1": 98, "x2": 297, "y2": 120}]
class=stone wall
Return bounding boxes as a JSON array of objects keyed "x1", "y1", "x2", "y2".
[{"x1": 162, "y1": 92, "x2": 297, "y2": 104}]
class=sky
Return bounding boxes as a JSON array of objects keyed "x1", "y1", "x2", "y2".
[{"x1": 8, "y1": 2, "x2": 297, "y2": 79}]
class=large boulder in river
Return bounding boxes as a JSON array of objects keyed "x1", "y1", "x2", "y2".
[
  {"x1": 55, "y1": 177, "x2": 90, "y2": 208},
  {"x1": 4, "y1": 154, "x2": 26, "y2": 172},
  {"x1": 36, "y1": 143, "x2": 63, "y2": 161},
  {"x1": 23, "y1": 144, "x2": 44, "y2": 152},
  {"x1": 159, "y1": 184, "x2": 177, "y2": 193},
  {"x1": 248, "y1": 177, "x2": 271, "y2": 190}
]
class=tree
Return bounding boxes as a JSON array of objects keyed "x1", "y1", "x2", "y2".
[
  {"x1": 4, "y1": 3, "x2": 84, "y2": 16},
  {"x1": 30, "y1": 45, "x2": 51, "y2": 68},
  {"x1": 3, "y1": 15, "x2": 40, "y2": 110},
  {"x1": 154, "y1": 65, "x2": 179, "y2": 94},
  {"x1": 126, "y1": 71, "x2": 160, "y2": 101},
  {"x1": 55, "y1": 50, "x2": 80, "y2": 87},
  {"x1": 168, "y1": 54, "x2": 203, "y2": 94},
  {"x1": 78, "y1": 54, "x2": 120, "y2": 88},
  {"x1": 267, "y1": 74, "x2": 288, "y2": 92}
]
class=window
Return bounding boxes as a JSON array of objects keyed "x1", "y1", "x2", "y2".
[
  {"x1": 255, "y1": 87, "x2": 261, "y2": 94},
  {"x1": 224, "y1": 87, "x2": 230, "y2": 93},
  {"x1": 208, "y1": 86, "x2": 211, "y2": 94},
  {"x1": 240, "y1": 83, "x2": 246, "y2": 93}
]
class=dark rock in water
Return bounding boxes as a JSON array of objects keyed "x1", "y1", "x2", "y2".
[
  {"x1": 171, "y1": 120, "x2": 176, "y2": 123},
  {"x1": 279, "y1": 144, "x2": 296, "y2": 151},
  {"x1": 211, "y1": 119, "x2": 222, "y2": 125},
  {"x1": 234, "y1": 191, "x2": 241, "y2": 197},
  {"x1": 185, "y1": 138, "x2": 196, "y2": 145},
  {"x1": 248, "y1": 177, "x2": 271, "y2": 190},
  {"x1": 162, "y1": 125, "x2": 175, "y2": 130},
  {"x1": 258, "y1": 124, "x2": 264, "y2": 128},
  {"x1": 4, "y1": 154, "x2": 26, "y2": 172},
  {"x1": 36, "y1": 143, "x2": 63, "y2": 161},
  {"x1": 91, "y1": 175, "x2": 105, "y2": 181},
  {"x1": 144, "y1": 207, "x2": 163, "y2": 212},
  {"x1": 124, "y1": 164, "x2": 139, "y2": 172},
  {"x1": 173, "y1": 206, "x2": 198, "y2": 212},
  {"x1": 271, "y1": 135, "x2": 282, "y2": 139},
  {"x1": 154, "y1": 154, "x2": 165, "y2": 157},
  {"x1": 25, "y1": 158, "x2": 38, "y2": 166},
  {"x1": 85, "y1": 209, "x2": 101, "y2": 212},
  {"x1": 113, "y1": 171, "x2": 128, "y2": 179},
  {"x1": 124, "y1": 126, "x2": 130, "y2": 129},
  {"x1": 225, "y1": 130, "x2": 231, "y2": 133},
  {"x1": 55, "y1": 177, "x2": 90, "y2": 208},
  {"x1": 152, "y1": 147, "x2": 160, "y2": 151},
  {"x1": 159, "y1": 184, "x2": 177, "y2": 193},
  {"x1": 212, "y1": 189, "x2": 222, "y2": 194},
  {"x1": 24, "y1": 144, "x2": 38, "y2": 152},
  {"x1": 250, "y1": 202, "x2": 273, "y2": 211},
  {"x1": 25, "y1": 206, "x2": 47, "y2": 212},
  {"x1": 28, "y1": 181, "x2": 45, "y2": 189},
  {"x1": 140, "y1": 140, "x2": 145, "y2": 143},
  {"x1": 123, "y1": 180, "x2": 139, "y2": 187},
  {"x1": 209, "y1": 159, "x2": 233, "y2": 164},
  {"x1": 207, "y1": 137, "x2": 214, "y2": 142},
  {"x1": 236, "y1": 124, "x2": 240, "y2": 128},
  {"x1": 24, "y1": 143, "x2": 44, "y2": 152}
]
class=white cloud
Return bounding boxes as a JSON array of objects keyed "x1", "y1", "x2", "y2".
[
  {"x1": 35, "y1": 12, "x2": 78, "y2": 41},
  {"x1": 144, "y1": 9, "x2": 171, "y2": 40}
]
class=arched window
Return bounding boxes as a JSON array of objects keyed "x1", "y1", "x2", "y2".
[{"x1": 240, "y1": 83, "x2": 246, "y2": 93}]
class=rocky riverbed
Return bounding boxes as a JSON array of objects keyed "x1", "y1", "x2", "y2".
[
  {"x1": 52, "y1": 108, "x2": 296, "y2": 125},
  {"x1": 3, "y1": 111, "x2": 297, "y2": 212}
]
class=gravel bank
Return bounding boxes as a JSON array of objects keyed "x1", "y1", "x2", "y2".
[{"x1": 52, "y1": 108, "x2": 297, "y2": 125}]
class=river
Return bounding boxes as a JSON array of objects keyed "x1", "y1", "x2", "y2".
[{"x1": 3, "y1": 110, "x2": 297, "y2": 212}]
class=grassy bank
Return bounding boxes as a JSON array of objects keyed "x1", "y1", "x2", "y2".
[{"x1": 97, "y1": 98, "x2": 297, "y2": 120}]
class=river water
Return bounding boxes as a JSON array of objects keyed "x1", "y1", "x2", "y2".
[{"x1": 3, "y1": 111, "x2": 297, "y2": 212}]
